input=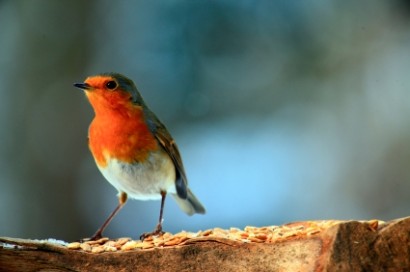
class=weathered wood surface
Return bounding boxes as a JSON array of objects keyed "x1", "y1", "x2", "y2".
[{"x1": 0, "y1": 217, "x2": 409, "y2": 272}]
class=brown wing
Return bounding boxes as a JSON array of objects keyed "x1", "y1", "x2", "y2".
[{"x1": 144, "y1": 108, "x2": 188, "y2": 199}]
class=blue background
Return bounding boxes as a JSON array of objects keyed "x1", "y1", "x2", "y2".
[{"x1": 1, "y1": 0, "x2": 410, "y2": 241}]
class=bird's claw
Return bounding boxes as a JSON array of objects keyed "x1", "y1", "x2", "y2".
[{"x1": 140, "y1": 224, "x2": 164, "y2": 240}]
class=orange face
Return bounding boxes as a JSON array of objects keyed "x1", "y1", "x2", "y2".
[
  {"x1": 82, "y1": 75, "x2": 158, "y2": 167},
  {"x1": 83, "y1": 75, "x2": 135, "y2": 116}
]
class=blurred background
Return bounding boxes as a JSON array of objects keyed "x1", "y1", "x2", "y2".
[{"x1": 1, "y1": 0, "x2": 410, "y2": 241}]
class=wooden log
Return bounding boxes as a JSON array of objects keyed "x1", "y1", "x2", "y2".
[{"x1": 0, "y1": 217, "x2": 409, "y2": 272}]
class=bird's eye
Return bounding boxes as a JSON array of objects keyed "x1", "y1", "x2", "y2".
[{"x1": 106, "y1": 81, "x2": 117, "y2": 90}]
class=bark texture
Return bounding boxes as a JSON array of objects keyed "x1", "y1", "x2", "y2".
[{"x1": 0, "y1": 217, "x2": 409, "y2": 272}]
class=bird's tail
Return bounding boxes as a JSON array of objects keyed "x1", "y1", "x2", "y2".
[{"x1": 173, "y1": 188, "x2": 206, "y2": 216}]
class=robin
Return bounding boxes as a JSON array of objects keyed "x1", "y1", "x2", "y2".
[{"x1": 74, "y1": 73, "x2": 205, "y2": 240}]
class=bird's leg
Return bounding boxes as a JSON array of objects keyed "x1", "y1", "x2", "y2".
[
  {"x1": 82, "y1": 191, "x2": 128, "y2": 241},
  {"x1": 140, "y1": 191, "x2": 166, "y2": 240}
]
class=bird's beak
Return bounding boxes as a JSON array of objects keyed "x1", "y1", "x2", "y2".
[{"x1": 73, "y1": 82, "x2": 92, "y2": 90}]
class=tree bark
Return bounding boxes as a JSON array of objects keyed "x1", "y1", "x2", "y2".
[{"x1": 1, "y1": 217, "x2": 409, "y2": 272}]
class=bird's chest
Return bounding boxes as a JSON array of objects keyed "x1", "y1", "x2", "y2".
[
  {"x1": 88, "y1": 113, "x2": 176, "y2": 199},
  {"x1": 88, "y1": 113, "x2": 158, "y2": 167}
]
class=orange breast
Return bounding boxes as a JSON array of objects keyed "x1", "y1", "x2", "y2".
[{"x1": 88, "y1": 104, "x2": 158, "y2": 168}]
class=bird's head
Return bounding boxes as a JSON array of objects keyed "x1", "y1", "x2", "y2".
[{"x1": 74, "y1": 73, "x2": 144, "y2": 115}]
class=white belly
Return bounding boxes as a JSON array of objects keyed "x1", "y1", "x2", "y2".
[{"x1": 97, "y1": 150, "x2": 177, "y2": 200}]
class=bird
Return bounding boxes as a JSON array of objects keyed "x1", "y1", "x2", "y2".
[{"x1": 73, "y1": 73, "x2": 205, "y2": 240}]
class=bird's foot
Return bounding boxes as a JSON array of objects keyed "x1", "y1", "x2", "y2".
[
  {"x1": 80, "y1": 231, "x2": 104, "y2": 242},
  {"x1": 140, "y1": 223, "x2": 164, "y2": 241}
]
